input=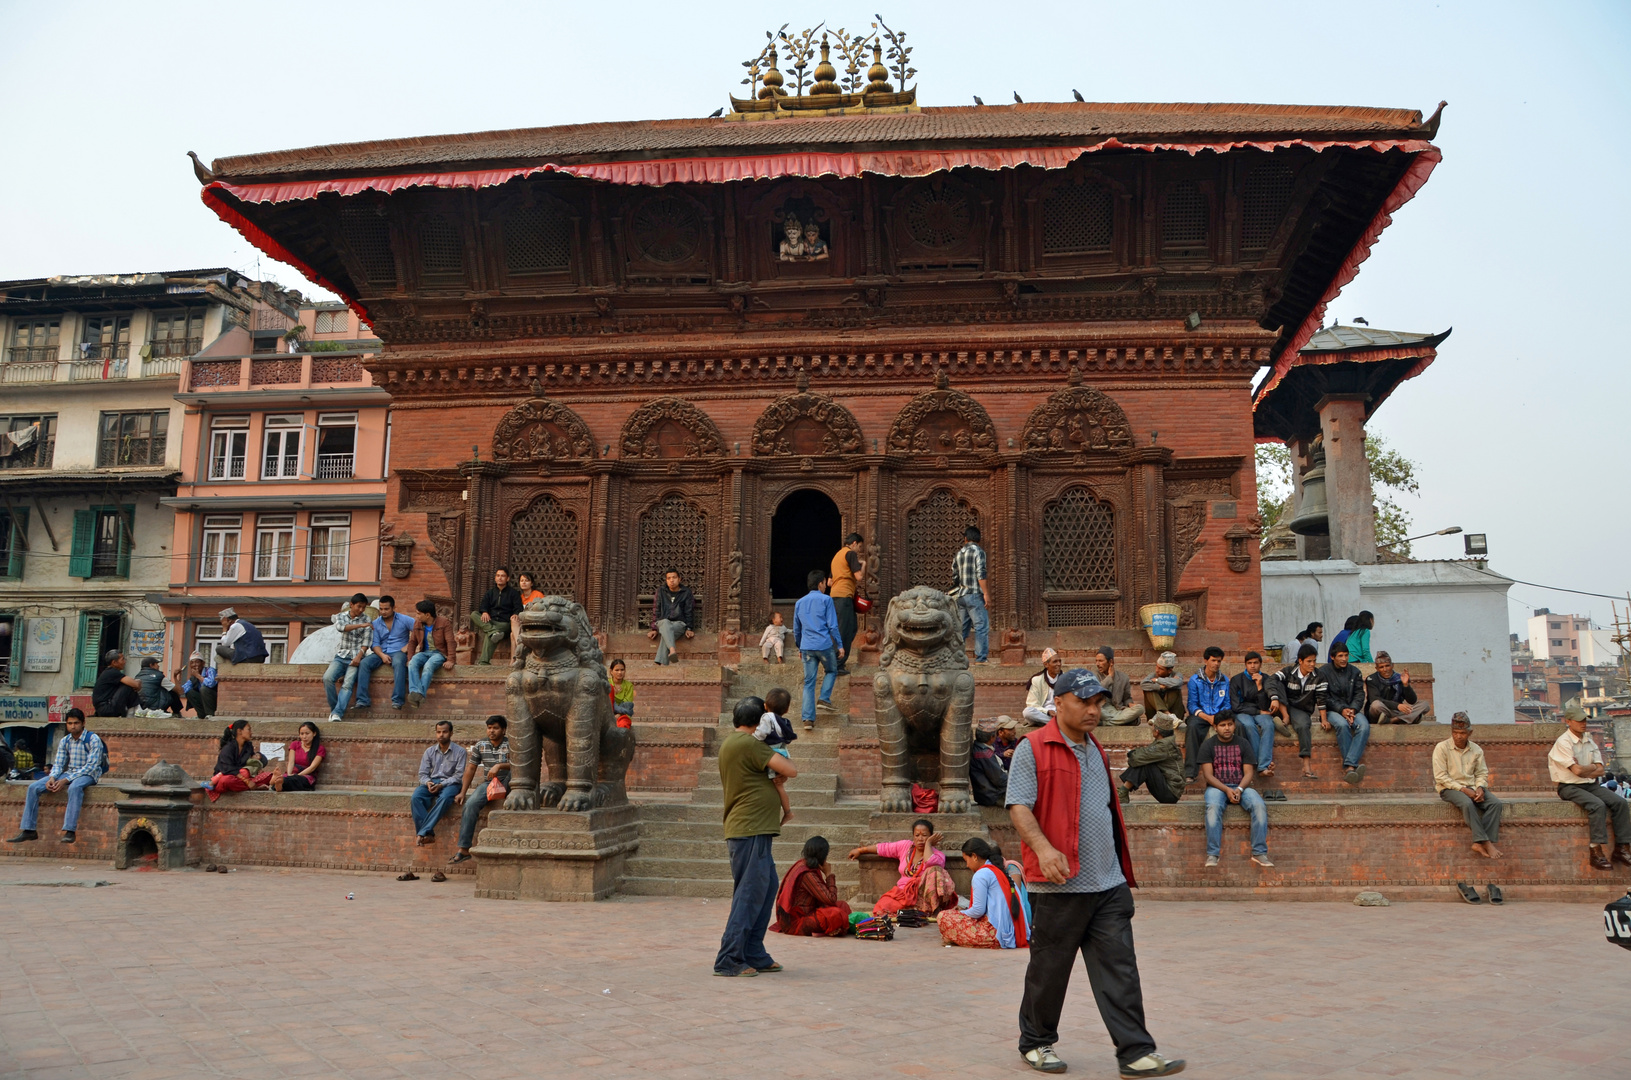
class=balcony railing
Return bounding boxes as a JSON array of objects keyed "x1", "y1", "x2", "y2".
[
  {"x1": 148, "y1": 337, "x2": 201, "y2": 359},
  {"x1": 1, "y1": 361, "x2": 58, "y2": 384},
  {"x1": 7, "y1": 346, "x2": 58, "y2": 363},
  {"x1": 69, "y1": 358, "x2": 129, "y2": 381},
  {"x1": 209, "y1": 456, "x2": 247, "y2": 481},
  {"x1": 315, "y1": 453, "x2": 355, "y2": 480},
  {"x1": 0, "y1": 437, "x2": 53, "y2": 470},
  {"x1": 75, "y1": 342, "x2": 130, "y2": 361},
  {"x1": 140, "y1": 356, "x2": 182, "y2": 378},
  {"x1": 255, "y1": 552, "x2": 292, "y2": 580}
]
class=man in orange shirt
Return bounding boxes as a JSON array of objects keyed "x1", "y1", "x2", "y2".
[{"x1": 828, "y1": 533, "x2": 865, "y2": 676}]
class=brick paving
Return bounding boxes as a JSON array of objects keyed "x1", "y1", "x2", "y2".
[{"x1": 0, "y1": 860, "x2": 1625, "y2": 1080}]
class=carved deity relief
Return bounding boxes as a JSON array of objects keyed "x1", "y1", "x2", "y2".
[
  {"x1": 1021, "y1": 381, "x2": 1133, "y2": 453},
  {"x1": 620, "y1": 397, "x2": 725, "y2": 459},
  {"x1": 773, "y1": 198, "x2": 830, "y2": 263},
  {"x1": 751, "y1": 378, "x2": 863, "y2": 456},
  {"x1": 886, "y1": 371, "x2": 997, "y2": 456},
  {"x1": 491, "y1": 397, "x2": 595, "y2": 463}
]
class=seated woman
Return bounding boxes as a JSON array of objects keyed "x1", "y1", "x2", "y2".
[
  {"x1": 938, "y1": 837, "x2": 1029, "y2": 949},
  {"x1": 509, "y1": 572, "x2": 546, "y2": 645},
  {"x1": 608, "y1": 658, "x2": 635, "y2": 728},
  {"x1": 207, "y1": 720, "x2": 273, "y2": 801},
  {"x1": 848, "y1": 817, "x2": 958, "y2": 917},
  {"x1": 772, "y1": 836, "x2": 852, "y2": 936},
  {"x1": 273, "y1": 722, "x2": 325, "y2": 792}
]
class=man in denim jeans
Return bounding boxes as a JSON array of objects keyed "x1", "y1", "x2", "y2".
[
  {"x1": 714, "y1": 696, "x2": 796, "y2": 977},
  {"x1": 951, "y1": 525, "x2": 992, "y2": 664},
  {"x1": 357, "y1": 595, "x2": 412, "y2": 710},
  {"x1": 406, "y1": 599, "x2": 454, "y2": 707},
  {"x1": 792, "y1": 569, "x2": 844, "y2": 731},
  {"x1": 324, "y1": 593, "x2": 372, "y2": 723},
  {"x1": 1198, "y1": 715, "x2": 1271, "y2": 869}
]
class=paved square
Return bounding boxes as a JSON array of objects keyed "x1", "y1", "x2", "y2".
[{"x1": 0, "y1": 859, "x2": 1624, "y2": 1080}]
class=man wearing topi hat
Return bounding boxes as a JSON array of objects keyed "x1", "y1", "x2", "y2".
[
  {"x1": 214, "y1": 608, "x2": 268, "y2": 665},
  {"x1": 1118, "y1": 710, "x2": 1184, "y2": 805},
  {"x1": 1139, "y1": 652, "x2": 1187, "y2": 733}
]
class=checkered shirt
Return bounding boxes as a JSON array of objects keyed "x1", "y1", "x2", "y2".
[
  {"x1": 951, "y1": 542, "x2": 986, "y2": 598},
  {"x1": 331, "y1": 608, "x2": 373, "y2": 659},
  {"x1": 52, "y1": 731, "x2": 105, "y2": 783}
]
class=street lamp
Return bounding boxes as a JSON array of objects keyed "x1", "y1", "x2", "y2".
[{"x1": 1400, "y1": 525, "x2": 1463, "y2": 544}]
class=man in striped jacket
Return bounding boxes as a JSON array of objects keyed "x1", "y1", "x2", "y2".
[
  {"x1": 7, "y1": 708, "x2": 104, "y2": 845},
  {"x1": 1269, "y1": 642, "x2": 1324, "y2": 780}
]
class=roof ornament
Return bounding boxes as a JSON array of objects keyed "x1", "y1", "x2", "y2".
[
  {"x1": 727, "y1": 16, "x2": 918, "y2": 119},
  {"x1": 187, "y1": 151, "x2": 214, "y2": 185}
]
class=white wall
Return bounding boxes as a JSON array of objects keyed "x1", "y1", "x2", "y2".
[
  {"x1": 1581, "y1": 628, "x2": 1621, "y2": 667},
  {"x1": 1260, "y1": 560, "x2": 1362, "y2": 655}
]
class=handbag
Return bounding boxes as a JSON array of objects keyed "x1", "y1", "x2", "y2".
[
  {"x1": 854, "y1": 596, "x2": 873, "y2": 614},
  {"x1": 911, "y1": 783, "x2": 939, "y2": 813},
  {"x1": 486, "y1": 775, "x2": 508, "y2": 801}
]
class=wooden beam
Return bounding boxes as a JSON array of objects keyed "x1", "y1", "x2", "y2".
[{"x1": 31, "y1": 496, "x2": 57, "y2": 550}]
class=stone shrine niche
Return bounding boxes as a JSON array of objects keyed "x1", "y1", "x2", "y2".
[
  {"x1": 509, "y1": 494, "x2": 579, "y2": 599},
  {"x1": 620, "y1": 398, "x2": 725, "y2": 460},
  {"x1": 1021, "y1": 377, "x2": 1133, "y2": 454},
  {"x1": 491, "y1": 396, "x2": 595, "y2": 463},
  {"x1": 751, "y1": 374, "x2": 863, "y2": 456},
  {"x1": 887, "y1": 371, "x2": 997, "y2": 456}
]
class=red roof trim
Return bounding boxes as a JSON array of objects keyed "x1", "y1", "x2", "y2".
[{"x1": 200, "y1": 187, "x2": 374, "y2": 327}]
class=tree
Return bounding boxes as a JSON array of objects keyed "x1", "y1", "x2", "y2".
[{"x1": 1254, "y1": 435, "x2": 1421, "y2": 556}]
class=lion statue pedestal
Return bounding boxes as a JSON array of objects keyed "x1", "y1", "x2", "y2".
[
  {"x1": 872, "y1": 586, "x2": 976, "y2": 814},
  {"x1": 472, "y1": 596, "x2": 640, "y2": 901}
]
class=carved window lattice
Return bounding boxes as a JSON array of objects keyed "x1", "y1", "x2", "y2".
[
  {"x1": 903, "y1": 186, "x2": 972, "y2": 249},
  {"x1": 906, "y1": 489, "x2": 979, "y2": 592},
  {"x1": 418, "y1": 215, "x2": 464, "y2": 278},
  {"x1": 504, "y1": 206, "x2": 571, "y2": 275},
  {"x1": 338, "y1": 205, "x2": 396, "y2": 285},
  {"x1": 250, "y1": 359, "x2": 300, "y2": 385},
  {"x1": 508, "y1": 495, "x2": 579, "y2": 600},
  {"x1": 310, "y1": 357, "x2": 363, "y2": 383},
  {"x1": 1162, "y1": 182, "x2": 1208, "y2": 247},
  {"x1": 1041, "y1": 489, "x2": 1117, "y2": 592},
  {"x1": 1242, "y1": 163, "x2": 1295, "y2": 249},
  {"x1": 1048, "y1": 601, "x2": 1117, "y2": 628},
  {"x1": 190, "y1": 360, "x2": 239, "y2": 388},
  {"x1": 629, "y1": 196, "x2": 702, "y2": 265},
  {"x1": 637, "y1": 494, "x2": 708, "y2": 623},
  {"x1": 1043, "y1": 182, "x2": 1113, "y2": 255}
]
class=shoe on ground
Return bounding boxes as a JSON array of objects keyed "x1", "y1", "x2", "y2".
[
  {"x1": 815, "y1": 700, "x2": 838, "y2": 714},
  {"x1": 1121, "y1": 1052, "x2": 1185, "y2": 1078},
  {"x1": 712, "y1": 966, "x2": 758, "y2": 977},
  {"x1": 6, "y1": 830, "x2": 38, "y2": 843},
  {"x1": 1251, "y1": 854, "x2": 1273, "y2": 868},
  {"x1": 1022, "y1": 1045, "x2": 1067, "y2": 1073},
  {"x1": 1204, "y1": 854, "x2": 1219, "y2": 867},
  {"x1": 328, "y1": 714, "x2": 343, "y2": 723},
  {"x1": 803, "y1": 720, "x2": 815, "y2": 732}
]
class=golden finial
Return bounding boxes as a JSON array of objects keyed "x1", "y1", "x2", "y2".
[
  {"x1": 759, "y1": 41, "x2": 786, "y2": 99},
  {"x1": 811, "y1": 35, "x2": 840, "y2": 95},
  {"x1": 866, "y1": 40, "x2": 892, "y2": 94}
]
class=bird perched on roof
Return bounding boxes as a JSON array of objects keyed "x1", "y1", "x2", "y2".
[
  {"x1": 187, "y1": 150, "x2": 214, "y2": 185},
  {"x1": 1073, "y1": 89, "x2": 1084, "y2": 102},
  {"x1": 708, "y1": 107, "x2": 724, "y2": 118},
  {"x1": 972, "y1": 95, "x2": 984, "y2": 106},
  {"x1": 1013, "y1": 91, "x2": 1023, "y2": 103}
]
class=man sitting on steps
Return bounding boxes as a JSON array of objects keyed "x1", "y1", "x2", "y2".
[
  {"x1": 1550, "y1": 700, "x2": 1631, "y2": 871},
  {"x1": 1316, "y1": 641, "x2": 1370, "y2": 787},
  {"x1": 1432, "y1": 712, "x2": 1503, "y2": 859},
  {"x1": 1366, "y1": 652, "x2": 1429, "y2": 724},
  {"x1": 469, "y1": 567, "x2": 521, "y2": 666},
  {"x1": 410, "y1": 720, "x2": 468, "y2": 848},
  {"x1": 648, "y1": 568, "x2": 695, "y2": 666}
]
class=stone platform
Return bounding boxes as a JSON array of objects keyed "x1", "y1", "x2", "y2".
[{"x1": 473, "y1": 804, "x2": 640, "y2": 901}]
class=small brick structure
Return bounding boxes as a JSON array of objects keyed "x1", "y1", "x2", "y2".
[{"x1": 113, "y1": 761, "x2": 198, "y2": 870}]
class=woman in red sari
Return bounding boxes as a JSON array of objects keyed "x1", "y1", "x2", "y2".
[
  {"x1": 207, "y1": 720, "x2": 274, "y2": 801},
  {"x1": 772, "y1": 836, "x2": 852, "y2": 936},
  {"x1": 848, "y1": 817, "x2": 959, "y2": 917}
]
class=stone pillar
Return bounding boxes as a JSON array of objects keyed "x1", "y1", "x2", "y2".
[{"x1": 1315, "y1": 394, "x2": 1375, "y2": 565}]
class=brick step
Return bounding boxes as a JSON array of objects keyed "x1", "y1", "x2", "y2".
[
  {"x1": 632, "y1": 799, "x2": 879, "y2": 826},
  {"x1": 619, "y1": 855, "x2": 867, "y2": 885}
]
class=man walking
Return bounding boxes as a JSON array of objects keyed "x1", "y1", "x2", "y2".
[
  {"x1": 1550, "y1": 701, "x2": 1631, "y2": 870},
  {"x1": 1094, "y1": 647, "x2": 1145, "y2": 727},
  {"x1": 213, "y1": 607, "x2": 268, "y2": 665},
  {"x1": 793, "y1": 569, "x2": 844, "y2": 730},
  {"x1": 7, "y1": 708, "x2": 104, "y2": 845},
  {"x1": 951, "y1": 525, "x2": 992, "y2": 664},
  {"x1": 358, "y1": 595, "x2": 412, "y2": 710},
  {"x1": 829, "y1": 532, "x2": 866, "y2": 675},
  {"x1": 1183, "y1": 647, "x2": 1231, "y2": 784},
  {"x1": 324, "y1": 594, "x2": 373, "y2": 723},
  {"x1": 1432, "y1": 712, "x2": 1503, "y2": 859},
  {"x1": 410, "y1": 720, "x2": 468, "y2": 846},
  {"x1": 648, "y1": 568, "x2": 695, "y2": 665},
  {"x1": 715, "y1": 696, "x2": 797, "y2": 977},
  {"x1": 1317, "y1": 641, "x2": 1370, "y2": 786},
  {"x1": 469, "y1": 567, "x2": 521, "y2": 665},
  {"x1": 1006, "y1": 669, "x2": 1184, "y2": 1078},
  {"x1": 1366, "y1": 652, "x2": 1429, "y2": 724}
]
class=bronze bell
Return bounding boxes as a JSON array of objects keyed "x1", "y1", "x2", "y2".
[{"x1": 1288, "y1": 440, "x2": 1330, "y2": 536}]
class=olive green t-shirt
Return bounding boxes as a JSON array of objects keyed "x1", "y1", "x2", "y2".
[{"x1": 719, "y1": 731, "x2": 780, "y2": 839}]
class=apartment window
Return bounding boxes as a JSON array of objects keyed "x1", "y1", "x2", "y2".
[
  {"x1": 69, "y1": 505, "x2": 134, "y2": 580},
  {"x1": 79, "y1": 315, "x2": 131, "y2": 360},
  {"x1": 0, "y1": 415, "x2": 55, "y2": 470},
  {"x1": 199, "y1": 514, "x2": 242, "y2": 581},
  {"x1": 1552, "y1": 639, "x2": 1564, "y2": 647},
  {"x1": 262, "y1": 415, "x2": 304, "y2": 479},
  {"x1": 0, "y1": 507, "x2": 27, "y2": 579},
  {"x1": 308, "y1": 513, "x2": 351, "y2": 582},
  {"x1": 97, "y1": 410, "x2": 169, "y2": 467},
  {"x1": 316, "y1": 413, "x2": 357, "y2": 479},
  {"x1": 254, "y1": 514, "x2": 296, "y2": 580},
  {"x1": 313, "y1": 310, "x2": 348, "y2": 334},
  {"x1": 149, "y1": 309, "x2": 205, "y2": 358},
  {"x1": 208, "y1": 416, "x2": 249, "y2": 480},
  {"x1": 197, "y1": 624, "x2": 287, "y2": 665},
  {"x1": 8, "y1": 318, "x2": 59, "y2": 363},
  {"x1": 1549, "y1": 621, "x2": 1562, "y2": 630}
]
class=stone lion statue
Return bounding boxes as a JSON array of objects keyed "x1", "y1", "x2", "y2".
[
  {"x1": 503, "y1": 596, "x2": 635, "y2": 813},
  {"x1": 873, "y1": 586, "x2": 975, "y2": 813}
]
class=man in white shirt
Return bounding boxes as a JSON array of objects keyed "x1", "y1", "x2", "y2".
[{"x1": 1549, "y1": 701, "x2": 1631, "y2": 871}]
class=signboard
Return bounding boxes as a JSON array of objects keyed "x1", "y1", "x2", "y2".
[
  {"x1": 1148, "y1": 611, "x2": 1179, "y2": 638},
  {"x1": 128, "y1": 629, "x2": 166, "y2": 659},
  {"x1": 0, "y1": 695, "x2": 71, "y2": 725},
  {"x1": 23, "y1": 617, "x2": 63, "y2": 673}
]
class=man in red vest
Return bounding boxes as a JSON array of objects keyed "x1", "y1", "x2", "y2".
[{"x1": 1006, "y1": 668, "x2": 1185, "y2": 1079}]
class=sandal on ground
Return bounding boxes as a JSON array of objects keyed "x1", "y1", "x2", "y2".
[
  {"x1": 430, "y1": 871, "x2": 447, "y2": 882},
  {"x1": 448, "y1": 852, "x2": 473, "y2": 864},
  {"x1": 204, "y1": 864, "x2": 218, "y2": 872},
  {"x1": 397, "y1": 872, "x2": 419, "y2": 881},
  {"x1": 1455, "y1": 882, "x2": 1481, "y2": 904},
  {"x1": 712, "y1": 967, "x2": 758, "y2": 977},
  {"x1": 754, "y1": 962, "x2": 783, "y2": 972},
  {"x1": 216, "y1": 865, "x2": 229, "y2": 873},
  {"x1": 1486, "y1": 884, "x2": 1503, "y2": 905}
]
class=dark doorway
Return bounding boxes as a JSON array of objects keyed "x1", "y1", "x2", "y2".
[{"x1": 770, "y1": 490, "x2": 841, "y2": 602}]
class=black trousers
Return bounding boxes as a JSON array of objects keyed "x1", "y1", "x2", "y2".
[
  {"x1": 1120, "y1": 764, "x2": 1178, "y2": 804},
  {"x1": 93, "y1": 684, "x2": 139, "y2": 718},
  {"x1": 1019, "y1": 885, "x2": 1156, "y2": 1067},
  {"x1": 1182, "y1": 714, "x2": 1227, "y2": 778},
  {"x1": 831, "y1": 596, "x2": 857, "y2": 670}
]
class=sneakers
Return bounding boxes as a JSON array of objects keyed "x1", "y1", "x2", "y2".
[
  {"x1": 1022, "y1": 1045, "x2": 1067, "y2": 1073},
  {"x1": 1343, "y1": 767, "x2": 1362, "y2": 787},
  {"x1": 1251, "y1": 854, "x2": 1274, "y2": 868},
  {"x1": 1121, "y1": 1052, "x2": 1186, "y2": 1078},
  {"x1": 328, "y1": 714, "x2": 343, "y2": 724},
  {"x1": 1204, "y1": 854, "x2": 1219, "y2": 867},
  {"x1": 60, "y1": 831, "x2": 76, "y2": 844},
  {"x1": 815, "y1": 700, "x2": 838, "y2": 716}
]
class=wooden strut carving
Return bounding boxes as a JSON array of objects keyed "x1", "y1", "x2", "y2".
[
  {"x1": 491, "y1": 395, "x2": 595, "y2": 462},
  {"x1": 425, "y1": 513, "x2": 463, "y2": 585},
  {"x1": 1169, "y1": 501, "x2": 1207, "y2": 585},
  {"x1": 620, "y1": 397, "x2": 726, "y2": 459},
  {"x1": 886, "y1": 370, "x2": 997, "y2": 455},
  {"x1": 750, "y1": 373, "x2": 864, "y2": 456},
  {"x1": 1021, "y1": 373, "x2": 1134, "y2": 452}
]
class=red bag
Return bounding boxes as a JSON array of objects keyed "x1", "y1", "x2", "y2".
[
  {"x1": 854, "y1": 596, "x2": 873, "y2": 614},
  {"x1": 911, "y1": 783, "x2": 939, "y2": 813}
]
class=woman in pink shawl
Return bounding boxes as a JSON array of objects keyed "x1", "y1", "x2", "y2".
[{"x1": 847, "y1": 817, "x2": 958, "y2": 916}]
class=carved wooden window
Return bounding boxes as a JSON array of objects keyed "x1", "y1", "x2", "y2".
[
  {"x1": 1043, "y1": 181, "x2": 1113, "y2": 255},
  {"x1": 418, "y1": 215, "x2": 464, "y2": 279},
  {"x1": 629, "y1": 195, "x2": 703, "y2": 265},
  {"x1": 637, "y1": 494, "x2": 708, "y2": 625},
  {"x1": 504, "y1": 205, "x2": 572, "y2": 276},
  {"x1": 338, "y1": 205, "x2": 396, "y2": 286},
  {"x1": 1041, "y1": 488, "x2": 1117, "y2": 628},
  {"x1": 895, "y1": 179, "x2": 981, "y2": 270},
  {"x1": 906, "y1": 489, "x2": 979, "y2": 592},
  {"x1": 1241, "y1": 162, "x2": 1295, "y2": 251},
  {"x1": 1162, "y1": 181, "x2": 1209, "y2": 257},
  {"x1": 509, "y1": 494, "x2": 579, "y2": 600}
]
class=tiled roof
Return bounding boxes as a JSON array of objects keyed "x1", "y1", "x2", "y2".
[
  {"x1": 1300, "y1": 324, "x2": 1449, "y2": 353},
  {"x1": 211, "y1": 101, "x2": 1432, "y2": 179}
]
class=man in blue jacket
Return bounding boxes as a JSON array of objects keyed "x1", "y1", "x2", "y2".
[{"x1": 792, "y1": 569, "x2": 844, "y2": 731}]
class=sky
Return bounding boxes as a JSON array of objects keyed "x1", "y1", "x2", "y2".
[{"x1": 2, "y1": 0, "x2": 1627, "y2": 638}]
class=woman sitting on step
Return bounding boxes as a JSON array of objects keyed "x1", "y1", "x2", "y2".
[
  {"x1": 509, "y1": 572, "x2": 545, "y2": 646},
  {"x1": 207, "y1": 720, "x2": 274, "y2": 801},
  {"x1": 938, "y1": 837, "x2": 1029, "y2": 949},
  {"x1": 848, "y1": 817, "x2": 959, "y2": 917},
  {"x1": 608, "y1": 659, "x2": 635, "y2": 728},
  {"x1": 272, "y1": 722, "x2": 325, "y2": 792},
  {"x1": 772, "y1": 836, "x2": 852, "y2": 936}
]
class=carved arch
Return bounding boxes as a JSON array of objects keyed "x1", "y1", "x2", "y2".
[
  {"x1": 491, "y1": 396, "x2": 595, "y2": 463},
  {"x1": 620, "y1": 397, "x2": 725, "y2": 459},
  {"x1": 1021, "y1": 379, "x2": 1133, "y2": 453},
  {"x1": 886, "y1": 372, "x2": 997, "y2": 456},
  {"x1": 751, "y1": 379, "x2": 863, "y2": 456}
]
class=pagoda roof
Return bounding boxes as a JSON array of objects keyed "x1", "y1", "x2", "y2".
[{"x1": 1253, "y1": 323, "x2": 1450, "y2": 442}]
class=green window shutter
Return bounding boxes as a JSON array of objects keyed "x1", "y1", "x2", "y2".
[
  {"x1": 6, "y1": 614, "x2": 21, "y2": 687},
  {"x1": 4, "y1": 508, "x2": 25, "y2": 579},
  {"x1": 115, "y1": 504, "x2": 135, "y2": 579},
  {"x1": 75, "y1": 612, "x2": 104, "y2": 688},
  {"x1": 68, "y1": 510, "x2": 95, "y2": 578}
]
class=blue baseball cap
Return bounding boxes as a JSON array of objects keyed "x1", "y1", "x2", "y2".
[{"x1": 1054, "y1": 668, "x2": 1108, "y2": 702}]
